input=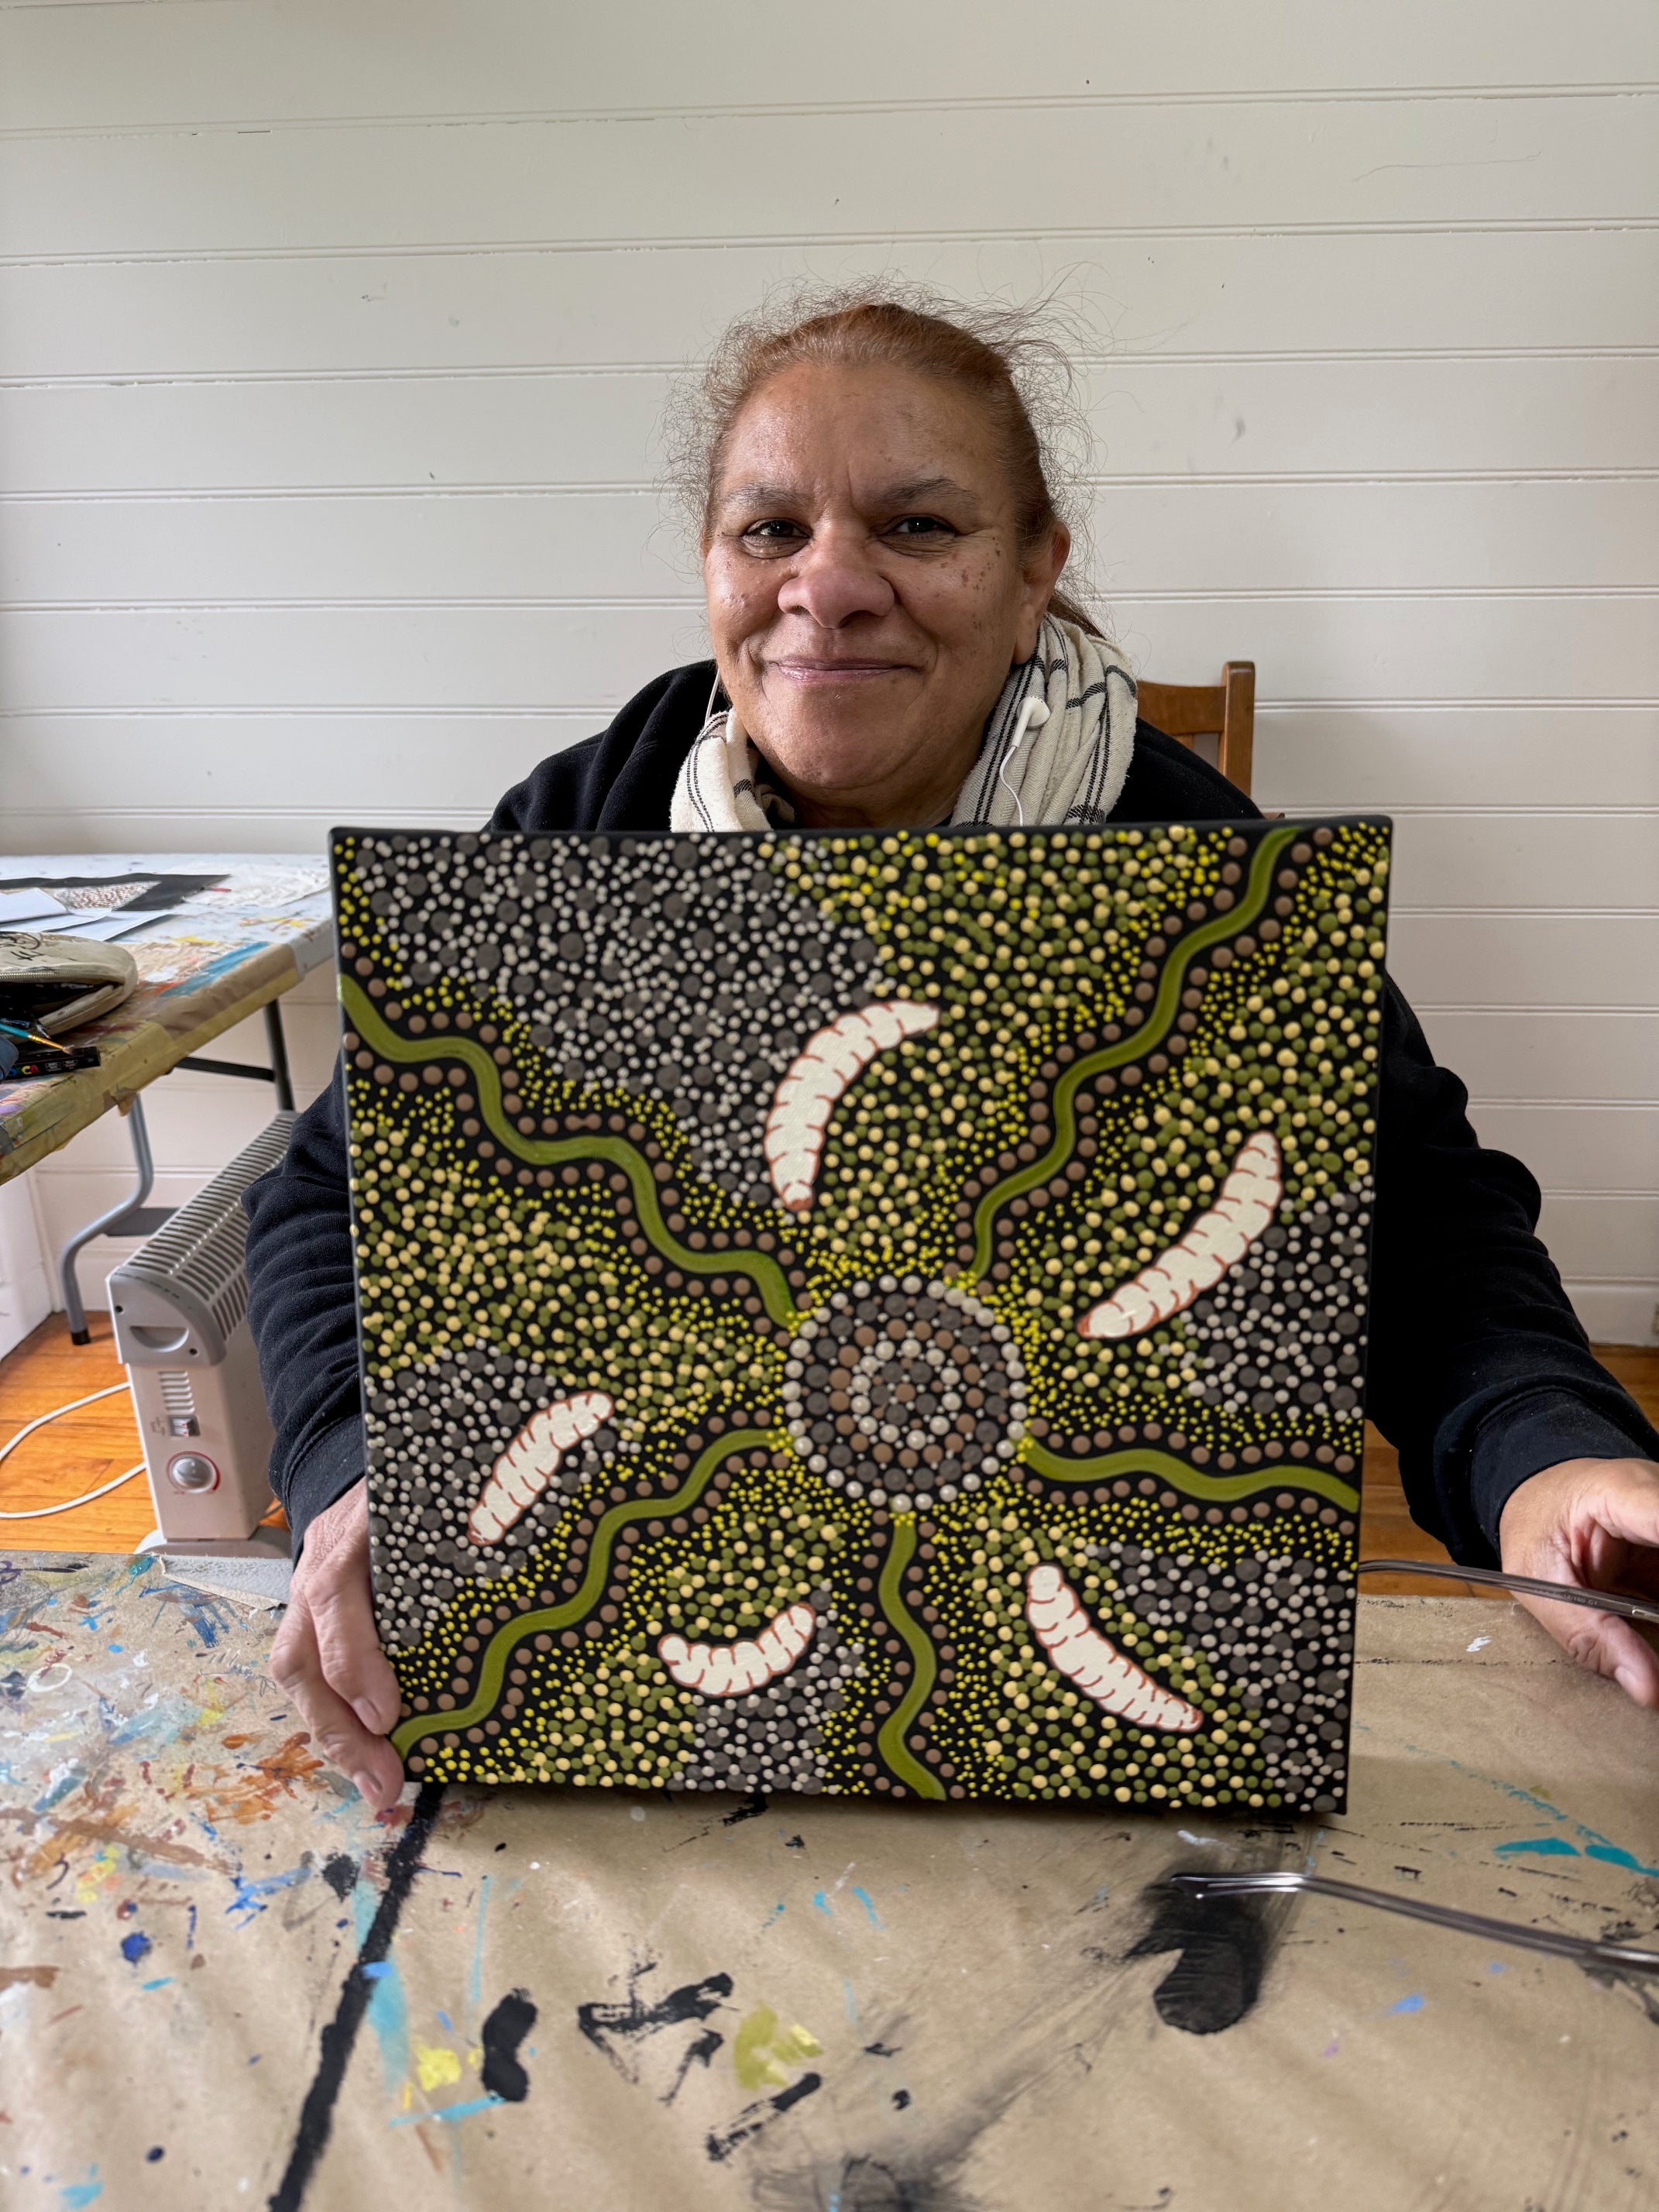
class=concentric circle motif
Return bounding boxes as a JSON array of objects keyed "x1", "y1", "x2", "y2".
[{"x1": 782, "y1": 1275, "x2": 1026, "y2": 1511}]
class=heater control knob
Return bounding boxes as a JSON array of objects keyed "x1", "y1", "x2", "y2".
[{"x1": 167, "y1": 1453, "x2": 219, "y2": 1492}]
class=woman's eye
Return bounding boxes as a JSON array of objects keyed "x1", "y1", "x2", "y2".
[
  {"x1": 740, "y1": 519, "x2": 807, "y2": 547},
  {"x1": 888, "y1": 515, "x2": 957, "y2": 541}
]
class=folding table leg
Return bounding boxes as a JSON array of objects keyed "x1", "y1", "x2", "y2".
[{"x1": 58, "y1": 1093, "x2": 173, "y2": 1345}]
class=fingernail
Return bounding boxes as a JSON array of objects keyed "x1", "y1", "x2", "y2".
[
  {"x1": 1615, "y1": 1667, "x2": 1643, "y2": 1702},
  {"x1": 352, "y1": 1770, "x2": 381, "y2": 1805},
  {"x1": 352, "y1": 1698, "x2": 386, "y2": 1733}
]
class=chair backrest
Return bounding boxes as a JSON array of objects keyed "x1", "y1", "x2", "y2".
[{"x1": 1135, "y1": 661, "x2": 1255, "y2": 798}]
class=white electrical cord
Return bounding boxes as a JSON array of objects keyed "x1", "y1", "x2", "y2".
[{"x1": 0, "y1": 1380, "x2": 147, "y2": 1519}]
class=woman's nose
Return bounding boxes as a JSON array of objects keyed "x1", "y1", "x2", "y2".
[{"x1": 775, "y1": 531, "x2": 895, "y2": 629}]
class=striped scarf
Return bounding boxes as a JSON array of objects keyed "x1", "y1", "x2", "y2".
[{"x1": 669, "y1": 616, "x2": 1137, "y2": 834}]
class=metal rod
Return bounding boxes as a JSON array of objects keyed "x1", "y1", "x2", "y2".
[
  {"x1": 1168, "y1": 1869, "x2": 1659, "y2": 1979},
  {"x1": 263, "y1": 998, "x2": 294, "y2": 1112},
  {"x1": 1357, "y1": 1556, "x2": 1659, "y2": 1628},
  {"x1": 59, "y1": 1092, "x2": 154, "y2": 1345},
  {"x1": 176, "y1": 1055, "x2": 274, "y2": 1084}
]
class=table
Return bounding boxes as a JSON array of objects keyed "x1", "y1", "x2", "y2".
[
  {"x1": 2, "y1": 1566, "x2": 1655, "y2": 2212},
  {"x1": 0, "y1": 856, "x2": 333, "y2": 1337}
]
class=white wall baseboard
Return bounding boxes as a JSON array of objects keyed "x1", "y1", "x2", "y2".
[{"x1": 1565, "y1": 1283, "x2": 1659, "y2": 1350}]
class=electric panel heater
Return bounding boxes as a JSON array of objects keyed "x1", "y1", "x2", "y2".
[{"x1": 109, "y1": 1114, "x2": 293, "y2": 1543}]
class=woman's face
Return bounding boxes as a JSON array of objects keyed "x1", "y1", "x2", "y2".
[{"x1": 702, "y1": 360, "x2": 1068, "y2": 829}]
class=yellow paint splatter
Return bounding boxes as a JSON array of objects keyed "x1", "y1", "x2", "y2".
[
  {"x1": 74, "y1": 1844, "x2": 119, "y2": 1907},
  {"x1": 414, "y1": 2043, "x2": 463, "y2": 2092},
  {"x1": 732, "y1": 2005, "x2": 823, "y2": 2091}
]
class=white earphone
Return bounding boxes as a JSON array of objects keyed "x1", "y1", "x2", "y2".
[{"x1": 997, "y1": 692, "x2": 1052, "y2": 825}]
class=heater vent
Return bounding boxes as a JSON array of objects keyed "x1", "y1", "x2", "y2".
[{"x1": 112, "y1": 1113, "x2": 294, "y2": 1365}]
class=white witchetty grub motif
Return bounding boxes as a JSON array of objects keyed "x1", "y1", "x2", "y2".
[
  {"x1": 658, "y1": 1602, "x2": 818, "y2": 1698},
  {"x1": 468, "y1": 1391, "x2": 614, "y2": 1546},
  {"x1": 1025, "y1": 1561, "x2": 1205, "y2": 1733},
  {"x1": 1078, "y1": 1131, "x2": 1283, "y2": 1341},
  {"x1": 764, "y1": 1001, "x2": 940, "y2": 1210}
]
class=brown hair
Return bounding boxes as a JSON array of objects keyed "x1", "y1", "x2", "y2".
[{"x1": 666, "y1": 280, "x2": 1101, "y2": 635}]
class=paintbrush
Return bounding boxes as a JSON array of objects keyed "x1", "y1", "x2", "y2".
[
  {"x1": 1356, "y1": 1557, "x2": 1659, "y2": 1627},
  {"x1": 1167, "y1": 1870, "x2": 1659, "y2": 1978}
]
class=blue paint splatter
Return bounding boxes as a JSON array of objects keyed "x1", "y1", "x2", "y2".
[
  {"x1": 436, "y1": 2008, "x2": 453, "y2": 2032},
  {"x1": 141, "y1": 1977, "x2": 173, "y2": 1991},
  {"x1": 850, "y1": 1886, "x2": 882, "y2": 1929},
  {"x1": 1585, "y1": 1843, "x2": 1659, "y2": 1879},
  {"x1": 225, "y1": 1863, "x2": 310, "y2": 1926},
  {"x1": 469, "y1": 1872, "x2": 490, "y2": 2017},
  {"x1": 812, "y1": 1890, "x2": 833, "y2": 1918},
  {"x1": 119, "y1": 1932, "x2": 152, "y2": 1966},
  {"x1": 32, "y1": 1766, "x2": 84, "y2": 1815},
  {"x1": 389, "y1": 2094, "x2": 504, "y2": 2128},
  {"x1": 60, "y1": 2174, "x2": 103, "y2": 2209},
  {"x1": 1495, "y1": 1836, "x2": 1659, "y2": 1880},
  {"x1": 1389, "y1": 1993, "x2": 1425, "y2": 2015},
  {"x1": 354, "y1": 1887, "x2": 409, "y2": 2093},
  {"x1": 764, "y1": 1902, "x2": 785, "y2": 1927}
]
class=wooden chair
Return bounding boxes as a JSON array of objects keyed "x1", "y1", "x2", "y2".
[{"x1": 1136, "y1": 661, "x2": 1255, "y2": 798}]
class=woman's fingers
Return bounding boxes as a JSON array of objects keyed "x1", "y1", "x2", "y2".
[
  {"x1": 270, "y1": 1477, "x2": 407, "y2": 1806},
  {"x1": 1499, "y1": 1455, "x2": 1659, "y2": 1708},
  {"x1": 270, "y1": 1591, "x2": 406, "y2": 1807}
]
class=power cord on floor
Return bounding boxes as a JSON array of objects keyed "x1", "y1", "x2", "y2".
[{"x1": 0, "y1": 1380, "x2": 146, "y2": 1519}]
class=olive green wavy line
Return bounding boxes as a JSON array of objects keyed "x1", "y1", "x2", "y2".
[
  {"x1": 963, "y1": 824, "x2": 1299, "y2": 1282},
  {"x1": 1019, "y1": 1439, "x2": 1360, "y2": 1513},
  {"x1": 390, "y1": 1427, "x2": 772, "y2": 1759},
  {"x1": 874, "y1": 1516, "x2": 946, "y2": 1800},
  {"x1": 342, "y1": 979, "x2": 802, "y2": 1328}
]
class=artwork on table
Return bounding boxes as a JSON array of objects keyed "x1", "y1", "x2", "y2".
[{"x1": 334, "y1": 816, "x2": 1391, "y2": 1813}]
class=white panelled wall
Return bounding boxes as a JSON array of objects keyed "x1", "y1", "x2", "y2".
[{"x1": 2, "y1": 0, "x2": 1654, "y2": 1339}]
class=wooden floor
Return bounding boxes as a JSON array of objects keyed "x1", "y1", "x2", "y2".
[{"x1": 1, "y1": 1313, "x2": 1654, "y2": 1589}]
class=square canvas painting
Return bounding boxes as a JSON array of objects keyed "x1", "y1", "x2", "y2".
[{"x1": 333, "y1": 816, "x2": 1391, "y2": 1813}]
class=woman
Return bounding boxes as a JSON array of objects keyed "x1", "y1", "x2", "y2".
[{"x1": 246, "y1": 288, "x2": 1659, "y2": 1813}]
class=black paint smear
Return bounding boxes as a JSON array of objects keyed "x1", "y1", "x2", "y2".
[
  {"x1": 480, "y1": 1987, "x2": 538, "y2": 2101},
  {"x1": 662, "y1": 2025, "x2": 722, "y2": 2106},
  {"x1": 892, "y1": 2089, "x2": 912, "y2": 2111},
  {"x1": 784, "y1": 1834, "x2": 805, "y2": 1851},
  {"x1": 577, "y1": 1961, "x2": 734, "y2": 2084},
  {"x1": 320, "y1": 1854, "x2": 357, "y2": 1901},
  {"x1": 1128, "y1": 1879, "x2": 1276, "y2": 2035},
  {"x1": 267, "y1": 1782, "x2": 445, "y2": 2212},
  {"x1": 721, "y1": 1789, "x2": 769, "y2": 1826},
  {"x1": 864, "y1": 2040, "x2": 901, "y2": 2057},
  {"x1": 706, "y1": 2070, "x2": 821, "y2": 2162}
]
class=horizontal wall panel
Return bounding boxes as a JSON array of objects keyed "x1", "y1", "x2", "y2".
[
  {"x1": 5, "y1": 596, "x2": 1658, "y2": 713},
  {"x1": 7, "y1": 0, "x2": 1654, "y2": 133},
  {"x1": 5, "y1": 97, "x2": 1656, "y2": 260},
  {"x1": 1468, "y1": 1104, "x2": 1659, "y2": 1192},
  {"x1": 1258, "y1": 707, "x2": 1659, "y2": 812},
  {"x1": 8, "y1": 357, "x2": 1658, "y2": 496},
  {"x1": 6, "y1": 483, "x2": 1657, "y2": 604},
  {"x1": 1387, "y1": 914, "x2": 1659, "y2": 1012},
  {"x1": 1419, "y1": 1011, "x2": 1656, "y2": 1102},
  {"x1": 5, "y1": 230, "x2": 1658, "y2": 383},
  {"x1": 1385, "y1": 814, "x2": 1659, "y2": 915},
  {"x1": 1536, "y1": 1194, "x2": 1659, "y2": 1282}
]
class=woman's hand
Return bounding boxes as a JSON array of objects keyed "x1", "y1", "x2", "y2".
[
  {"x1": 270, "y1": 1477, "x2": 407, "y2": 1811},
  {"x1": 1499, "y1": 1456, "x2": 1659, "y2": 1706}
]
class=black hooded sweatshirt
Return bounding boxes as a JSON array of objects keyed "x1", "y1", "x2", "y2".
[{"x1": 243, "y1": 661, "x2": 1657, "y2": 1564}]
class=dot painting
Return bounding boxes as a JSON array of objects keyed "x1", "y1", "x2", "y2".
[{"x1": 333, "y1": 816, "x2": 1392, "y2": 1813}]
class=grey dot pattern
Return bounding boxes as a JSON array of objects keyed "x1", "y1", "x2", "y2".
[
  {"x1": 1182, "y1": 1182, "x2": 1372, "y2": 1425},
  {"x1": 782, "y1": 1276, "x2": 1027, "y2": 1512},
  {"x1": 1097, "y1": 1541, "x2": 1353, "y2": 1812},
  {"x1": 668, "y1": 1593, "x2": 865, "y2": 1795},
  {"x1": 356, "y1": 830, "x2": 886, "y2": 1202},
  {"x1": 365, "y1": 1348, "x2": 626, "y2": 1643}
]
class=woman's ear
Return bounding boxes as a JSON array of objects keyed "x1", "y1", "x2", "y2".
[{"x1": 1015, "y1": 521, "x2": 1071, "y2": 658}]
